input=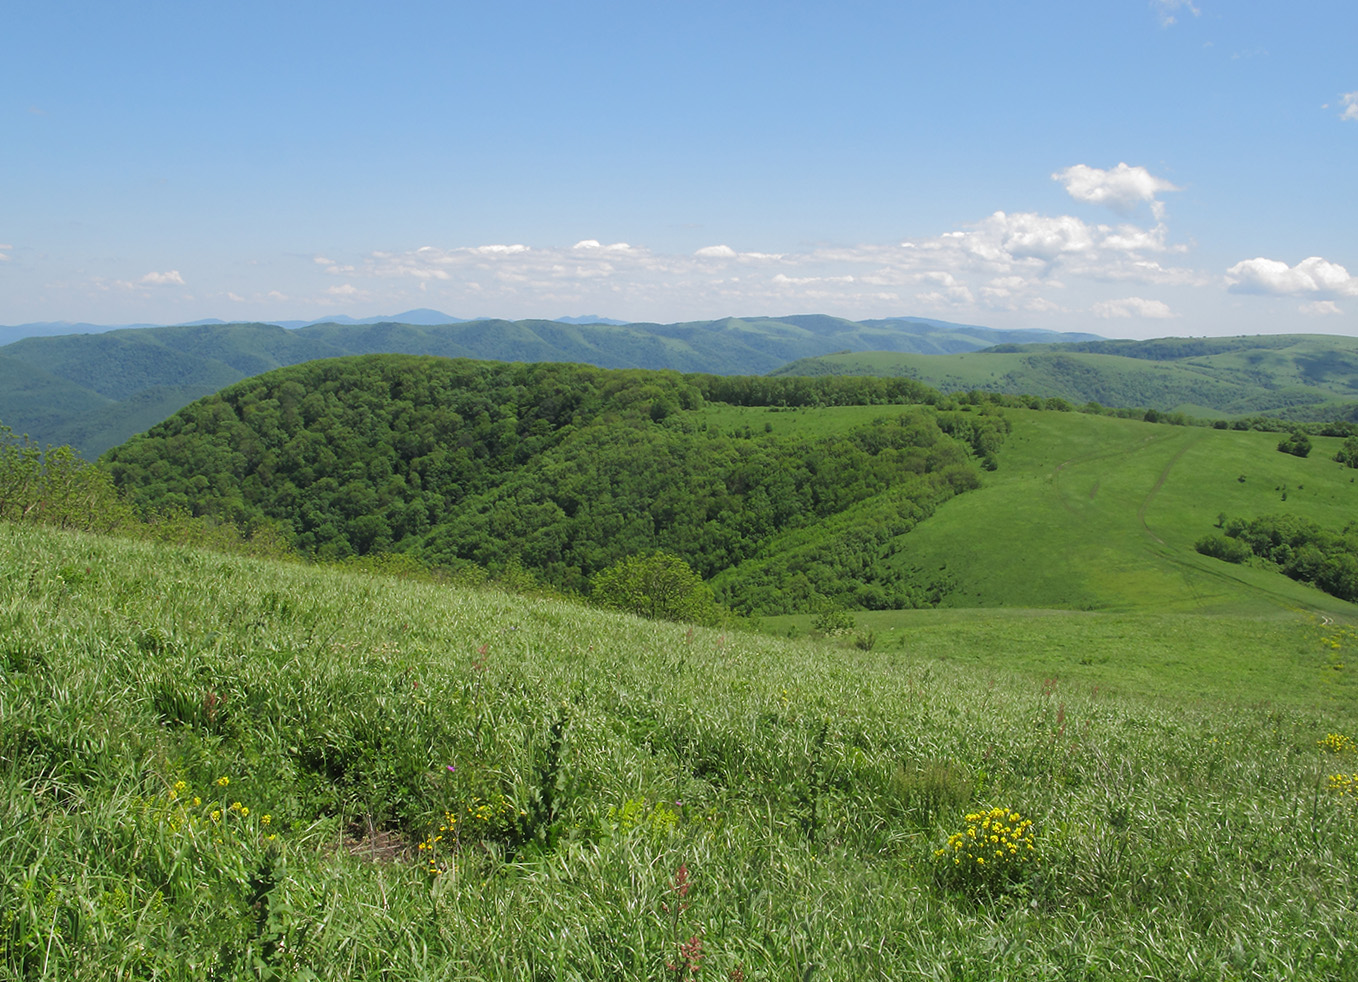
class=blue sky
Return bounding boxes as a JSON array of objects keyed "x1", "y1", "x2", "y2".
[{"x1": 3, "y1": 0, "x2": 1356, "y2": 339}]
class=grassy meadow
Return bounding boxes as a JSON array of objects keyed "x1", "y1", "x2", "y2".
[
  {"x1": 5, "y1": 518, "x2": 1358, "y2": 980},
  {"x1": 769, "y1": 334, "x2": 1358, "y2": 420}
]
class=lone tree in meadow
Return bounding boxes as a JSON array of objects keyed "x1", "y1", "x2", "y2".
[{"x1": 591, "y1": 551, "x2": 721, "y2": 625}]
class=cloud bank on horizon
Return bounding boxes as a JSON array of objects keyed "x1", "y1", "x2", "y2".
[{"x1": 1, "y1": 1, "x2": 1355, "y2": 340}]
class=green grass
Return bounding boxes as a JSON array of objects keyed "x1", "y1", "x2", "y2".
[
  {"x1": 872, "y1": 409, "x2": 1358, "y2": 613},
  {"x1": 772, "y1": 336, "x2": 1358, "y2": 419},
  {"x1": 5, "y1": 521, "x2": 1358, "y2": 979}
]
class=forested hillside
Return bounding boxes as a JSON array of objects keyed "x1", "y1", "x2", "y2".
[
  {"x1": 102, "y1": 356, "x2": 1005, "y2": 615},
  {"x1": 0, "y1": 315, "x2": 1082, "y2": 457}
]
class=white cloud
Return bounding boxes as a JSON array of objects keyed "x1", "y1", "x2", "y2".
[
  {"x1": 1153, "y1": 0, "x2": 1199, "y2": 27},
  {"x1": 1341, "y1": 92, "x2": 1358, "y2": 122},
  {"x1": 1091, "y1": 297, "x2": 1177, "y2": 319},
  {"x1": 295, "y1": 176, "x2": 1204, "y2": 324},
  {"x1": 1300, "y1": 300, "x2": 1343, "y2": 316},
  {"x1": 327, "y1": 283, "x2": 362, "y2": 297},
  {"x1": 1053, "y1": 163, "x2": 1181, "y2": 219},
  {"x1": 140, "y1": 270, "x2": 185, "y2": 286},
  {"x1": 315, "y1": 255, "x2": 356, "y2": 275},
  {"x1": 1224, "y1": 256, "x2": 1358, "y2": 297}
]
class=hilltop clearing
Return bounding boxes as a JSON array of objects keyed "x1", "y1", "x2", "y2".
[{"x1": 773, "y1": 333, "x2": 1358, "y2": 422}]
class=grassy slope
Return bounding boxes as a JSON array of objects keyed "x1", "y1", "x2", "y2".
[
  {"x1": 772, "y1": 336, "x2": 1358, "y2": 418},
  {"x1": 713, "y1": 404, "x2": 1358, "y2": 710},
  {"x1": 5, "y1": 521, "x2": 1358, "y2": 979}
]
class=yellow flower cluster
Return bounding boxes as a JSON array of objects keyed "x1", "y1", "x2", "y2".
[
  {"x1": 936, "y1": 807, "x2": 1037, "y2": 886},
  {"x1": 1319, "y1": 733, "x2": 1356, "y2": 754},
  {"x1": 417, "y1": 811, "x2": 459, "y2": 875},
  {"x1": 151, "y1": 777, "x2": 277, "y2": 843},
  {"x1": 1328, "y1": 773, "x2": 1358, "y2": 797}
]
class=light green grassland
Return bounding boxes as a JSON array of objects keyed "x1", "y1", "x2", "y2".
[
  {"x1": 894, "y1": 409, "x2": 1358, "y2": 610},
  {"x1": 5, "y1": 521, "x2": 1358, "y2": 979},
  {"x1": 722, "y1": 404, "x2": 1358, "y2": 709}
]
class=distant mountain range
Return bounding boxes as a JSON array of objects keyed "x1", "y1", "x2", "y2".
[
  {"x1": 0, "y1": 314, "x2": 1100, "y2": 456},
  {"x1": 1, "y1": 310, "x2": 632, "y2": 345}
]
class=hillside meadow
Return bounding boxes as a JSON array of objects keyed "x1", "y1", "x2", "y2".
[
  {"x1": 4, "y1": 519, "x2": 1358, "y2": 980},
  {"x1": 771, "y1": 334, "x2": 1358, "y2": 422}
]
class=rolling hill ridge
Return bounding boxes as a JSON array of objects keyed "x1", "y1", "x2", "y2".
[{"x1": 0, "y1": 315, "x2": 1094, "y2": 456}]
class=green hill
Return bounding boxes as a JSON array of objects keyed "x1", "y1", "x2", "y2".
[
  {"x1": 0, "y1": 317, "x2": 1094, "y2": 457},
  {"x1": 100, "y1": 356, "x2": 989, "y2": 615},
  {"x1": 9, "y1": 348, "x2": 1358, "y2": 975},
  {"x1": 772, "y1": 333, "x2": 1358, "y2": 421},
  {"x1": 96, "y1": 355, "x2": 1358, "y2": 627}
]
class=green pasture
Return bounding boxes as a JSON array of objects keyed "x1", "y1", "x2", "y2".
[
  {"x1": 709, "y1": 402, "x2": 1358, "y2": 619},
  {"x1": 894, "y1": 409, "x2": 1358, "y2": 613},
  {"x1": 5, "y1": 521, "x2": 1358, "y2": 978},
  {"x1": 772, "y1": 338, "x2": 1358, "y2": 419}
]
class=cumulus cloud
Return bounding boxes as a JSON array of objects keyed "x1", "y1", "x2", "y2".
[
  {"x1": 1053, "y1": 163, "x2": 1181, "y2": 219},
  {"x1": 1091, "y1": 297, "x2": 1177, "y2": 319},
  {"x1": 1224, "y1": 256, "x2": 1358, "y2": 297},
  {"x1": 140, "y1": 270, "x2": 185, "y2": 286},
  {"x1": 1341, "y1": 92, "x2": 1358, "y2": 122},
  {"x1": 299, "y1": 179, "x2": 1203, "y2": 324},
  {"x1": 573, "y1": 239, "x2": 633, "y2": 252},
  {"x1": 0, "y1": 244, "x2": 10, "y2": 261},
  {"x1": 327, "y1": 283, "x2": 362, "y2": 297},
  {"x1": 1300, "y1": 300, "x2": 1343, "y2": 316}
]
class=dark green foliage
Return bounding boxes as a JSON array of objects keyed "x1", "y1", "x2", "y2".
[
  {"x1": 103, "y1": 355, "x2": 992, "y2": 614},
  {"x1": 1206, "y1": 513, "x2": 1358, "y2": 601},
  {"x1": 1335, "y1": 436, "x2": 1358, "y2": 469},
  {"x1": 591, "y1": 552, "x2": 720, "y2": 625},
  {"x1": 1194, "y1": 533, "x2": 1252, "y2": 564},
  {"x1": 1277, "y1": 431, "x2": 1312, "y2": 457}
]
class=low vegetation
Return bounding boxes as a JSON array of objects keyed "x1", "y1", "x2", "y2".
[
  {"x1": 3, "y1": 521, "x2": 1357, "y2": 979},
  {"x1": 5, "y1": 348, "x2": 1358, "y2": 977}
]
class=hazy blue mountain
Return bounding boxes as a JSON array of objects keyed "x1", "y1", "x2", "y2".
[{"x1": 555, "y1": 314, "x2": 630, "y2": 325}]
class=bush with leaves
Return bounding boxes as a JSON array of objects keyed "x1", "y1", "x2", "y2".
[{"x1": 591, "y1": 551, "x2": 722, "y2": 625}]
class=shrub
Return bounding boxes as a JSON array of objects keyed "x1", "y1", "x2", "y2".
[
  {"x1": 1194, "y1": 534, "x2": 1252, "y2": 564},
  {"x1": 936, "y1": 807, "x2": 1038, "y2": 892},
  {"x1": 1277, "y1": 432, "x2": 1312, "y2": 458},
  {"x1": 591, "y1": 551, "x2": 721, "y2": 625}
]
